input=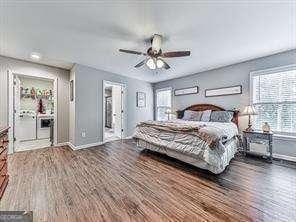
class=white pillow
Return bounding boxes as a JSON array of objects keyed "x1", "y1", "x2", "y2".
[
  {"x1": 200, "y1": 110, "x2": 212, "y2": 122},
  {"x1": 182, "y1": 110, "x2": 203, "y2": 121}
]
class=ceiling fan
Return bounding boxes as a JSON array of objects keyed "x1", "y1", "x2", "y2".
[{"x1": 119, "y1": 34, "x2": 190, "y2": 70}]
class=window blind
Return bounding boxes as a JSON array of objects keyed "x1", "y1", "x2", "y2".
[
  {"x1": 252, "y1": 68, "x2": 296, "y2": 135},
  {"x1": 156, "y1": 88, "x2": 172, "y2": 121}
]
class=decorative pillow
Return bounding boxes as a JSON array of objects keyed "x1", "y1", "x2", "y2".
[
  {"x1": 200, "y1": 110, "x2": 212, "y2": 122},
  {"x1": 210, "y1": 111, "x2": 233, "y2": 123},
  {"x1": 190, "y1": 111, "x2": 203, "y2": 121},
  {"x1": 182, "y1": 110, "x2": 203, "y2": 121}
]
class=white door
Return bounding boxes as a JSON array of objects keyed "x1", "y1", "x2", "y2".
[{"x1": 112, "y1": 85, "x2": 122, "y2": 138}]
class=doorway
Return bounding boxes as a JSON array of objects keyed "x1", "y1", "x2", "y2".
[
  {"x1": 103, "y1": 81, "x2": 126, "y2": 142},
  {"x1": 9, "y1": 73, "x2": 57, "y2": 152}
]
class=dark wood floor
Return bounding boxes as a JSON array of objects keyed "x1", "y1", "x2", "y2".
[{"x1": 1, "y1": 140, "x2": 295, "y2": 222}]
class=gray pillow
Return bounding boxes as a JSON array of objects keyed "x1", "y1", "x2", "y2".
[
  {"x1": 210, "y1": 111, "x2": 233, "y2": 123},
  {"x1": 200, "y1": 110, "x2": 212, "y2": 122},
  {"x1": 182, "y1": 110, "x2": 203, "y2": 121}
]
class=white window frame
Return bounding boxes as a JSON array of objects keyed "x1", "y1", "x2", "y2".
[
  {"x1": 250, "y1": 64, "x2": 296, "y2": 138},
  {"x1": 155, "y1": 87, "x2": 173, "y2": 121}
]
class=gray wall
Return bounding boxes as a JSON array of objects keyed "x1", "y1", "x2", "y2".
[
  {"x1": 72, "y1": 64, "x2": 153, "y2": 146},
  {"x1": 154, "y1": 49, "x2": 296, "y2": 158},
  {"x1": 0, "y1": 56, "x2": 70, "y2": 145}
]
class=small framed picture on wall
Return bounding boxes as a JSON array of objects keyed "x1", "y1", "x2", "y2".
[
  {"x1": 205, "y1": 85, "x2": 242, "y2": 97},
  {"x1": 174, "y1": 86, "x2": 198, "y2": 96},
  {"x1": 137, "y1": 92, "x2": 146, "y2": 107}
]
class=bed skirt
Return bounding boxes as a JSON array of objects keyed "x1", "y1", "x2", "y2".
[{"x1": 135, "y1": 138, "x2": 238, "y2": 174}]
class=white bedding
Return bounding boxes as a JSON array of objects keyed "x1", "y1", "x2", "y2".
[{"x1": 133, "y1": 119, "x2": 239, "y2": 174}]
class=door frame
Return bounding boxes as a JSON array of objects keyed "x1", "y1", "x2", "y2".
[
  {"x1": 102, "y1": 80, "x2": 127, "y2": 143},
  {"x1": 8, "y1": 72, "x2": 58, "y2": 153}
]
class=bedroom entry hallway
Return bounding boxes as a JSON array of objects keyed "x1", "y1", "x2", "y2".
[{"x1": 103, "y1": 81, "x2": 125, "y2": 142}]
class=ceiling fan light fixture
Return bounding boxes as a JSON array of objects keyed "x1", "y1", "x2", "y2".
[
  {"x1": 146, "y1": 57, "x2": 156, "y2": 69},
  {"x1": 118, "y1": 34, "x2": 190, "y2": 70},
  {"x1": 156, "y1": 58, "x2": 164, "y2": 68}
]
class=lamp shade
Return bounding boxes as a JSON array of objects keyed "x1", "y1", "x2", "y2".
[{"x1": 242, "y1": 105, "x2": 257, "y2": 116}]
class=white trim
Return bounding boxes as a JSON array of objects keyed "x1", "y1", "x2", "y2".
[
  {"x1": 8, "y1": 70, "x2": 14, "y2": 154},
  {"x1": 8, "y1": 72, "x2": 58, "y2": 153},
  {"x1": 155, "y1": 87, "x2": 173, "y2": 92},
  {"x1": 53, "y1": 77, "x2": 58, "y2": 145},
  {"x1": 67, "y1": 141, "x2": 105, "y2": 150},
  {"x1": 66, "y1": 142, "x2": 76, "y2": 150},
  {"x1": 273, "y1": 154, "x2": 296, "y2": 162},
  {"x1": 54, "y1": 142, "x2": 68, "y2": 147},
  {"x1": 102, "y1": 80, "x2": 127, "y2": 143}
]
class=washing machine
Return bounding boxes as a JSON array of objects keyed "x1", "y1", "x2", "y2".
[
  {"x1": 37, "y1": 114, "x2": 54, "y2": 139},
  {"x1": 18, "y1": 110, "x2": 37, "y2": 141}
]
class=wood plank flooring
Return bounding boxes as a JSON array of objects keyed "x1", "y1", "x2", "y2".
[{"x1": 0, "y1": 139, "x2": 295, "y2": 222}]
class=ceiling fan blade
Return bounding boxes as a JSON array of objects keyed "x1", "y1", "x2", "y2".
[
  {"x1": 134, "y1": 59, "x2": 146, "y2": 68},
  {"x1": 162, "y1": 51, "x2": 191, "y2": 58},
  {"x1": 119, "y1": 49, "x2": 145, "y2": 55},
  {"x1": 162, "y1": 60, "x2": 170, "y2": 70}
]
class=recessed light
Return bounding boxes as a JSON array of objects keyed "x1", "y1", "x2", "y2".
[{"x1": 30, "y1": 52, "x2": 41, "y2": 60}]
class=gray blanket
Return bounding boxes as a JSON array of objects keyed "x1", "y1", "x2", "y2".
[{"x1": 133, "y1": 119, "x2": 238, "y2": 158}]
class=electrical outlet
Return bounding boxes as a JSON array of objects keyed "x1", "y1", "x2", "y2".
[{"x1": 81, "y1": 131, "x2": 86, "y2": 138}]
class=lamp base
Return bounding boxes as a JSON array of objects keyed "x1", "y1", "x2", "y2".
[{"x1": 245, "y1": 124, "x2": 254, "y2": 132}]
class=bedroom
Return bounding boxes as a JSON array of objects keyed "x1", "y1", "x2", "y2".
[{"x1": 0, "y1": 1, "x2": 295, "y2": 221}]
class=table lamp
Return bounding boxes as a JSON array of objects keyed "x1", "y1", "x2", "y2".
[{"x1": 242, "y1": 105, "x2": 257, "y2": 131}]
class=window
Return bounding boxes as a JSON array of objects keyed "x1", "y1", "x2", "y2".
[
  {"x1": 156, "y1": 88, "x2": 172, "y2": 121},
  {"x1": 251, "y1": 65, "x2": 296, "y2": 136}
]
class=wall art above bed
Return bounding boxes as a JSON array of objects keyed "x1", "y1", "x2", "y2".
[
  {"x1": 174, "y1": 86, "x2": 198, "y2": 96},
  {"x1": 205, "y1": 85, "x2": 242, "y2": 97}
]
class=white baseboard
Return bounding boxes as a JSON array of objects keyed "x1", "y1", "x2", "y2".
[
  {"x1": 273, "y1": 154, "x2": 296, "y2": 162},
  {"x1": 66, "y1": 141, "x2": 105, "y2": 150},
  {"x1": 66, "y1": 142, "x2": 76, "y2": 150},
  {"x1": 54, "y1": 142, "x2": 68, "y2": 147}
]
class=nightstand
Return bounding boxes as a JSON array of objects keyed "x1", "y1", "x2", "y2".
[{"x1": 242, "y1": 130, "x2": 273, "y2": 162}]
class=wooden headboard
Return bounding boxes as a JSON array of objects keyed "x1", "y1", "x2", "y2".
[{"x1": 176, "y1": 104, "x2": 239, "y2": 126}]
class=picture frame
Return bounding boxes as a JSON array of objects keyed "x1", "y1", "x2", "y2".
[
  {"x1": 137, "y1": 92, "x2": 146, "y2": 107},
  {"x1": 70, "y1": 80, "x2": 74, "y2": 101},
  {"x1": 205, "y1": 85, "x2": 242, "y2": 97},
  {"x1": 174, "y1": 86, "x2": 199, "y2": 96}
]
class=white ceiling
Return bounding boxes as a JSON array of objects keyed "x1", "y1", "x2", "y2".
[{"x1": 0, "y1": 1, "x2": 295, "y2": 83}]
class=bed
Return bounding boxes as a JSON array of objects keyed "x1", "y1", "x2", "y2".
[{"x1": 133, "y1": 104, "x2": 240, "y2": 174}]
